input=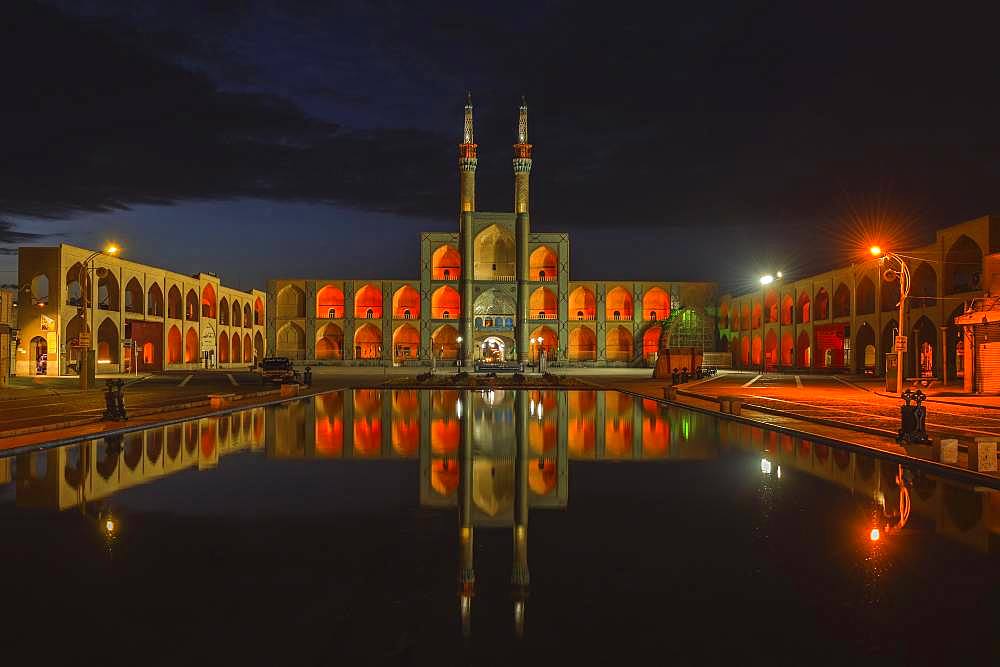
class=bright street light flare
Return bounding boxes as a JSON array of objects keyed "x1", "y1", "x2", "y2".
[
  {"x1": 869, "y1": 245, "x2": 882, "y2": 257},
  {"x1": 759, "y1": 275, "x2": 774, "y2": 285}
]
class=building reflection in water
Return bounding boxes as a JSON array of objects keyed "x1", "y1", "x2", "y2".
[{"x1": 1, "y1": 389, "x2": 997, "y2": 634}]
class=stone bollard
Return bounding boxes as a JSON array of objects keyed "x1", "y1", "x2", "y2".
[
  {"x1": 209, "y1": 394, "x2": 230, "y2": 410},
  {"x1": 933, "y1": 438, "x2": 959, "y2": 465},
  {"x1": 729, "y1": 398, "x2": 743, "y2": 416},
  {"x1": 969, "y1": 438, "x2": 998, "y2": 473},
  {"x1": 718, "y1": 397, "x2": 731, "y2": 414},
  {"x1": 280, "y1": 383, "x2": 299, "y2": 398}
]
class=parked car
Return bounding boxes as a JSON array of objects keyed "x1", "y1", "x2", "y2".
[{"x1": 260, "y1": 357, "x2": 301, "y2": 385}]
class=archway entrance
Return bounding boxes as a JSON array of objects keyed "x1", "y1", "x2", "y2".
[
  {"x1": 480, "y1": 336, "x2": 507, "y2": 363},
  {"x1": 30, "y1": 336, "x2": 47, "y2": 375}
]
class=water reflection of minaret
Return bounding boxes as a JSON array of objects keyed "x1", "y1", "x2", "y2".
[
  {"x1": 457, "y1": 389, "x2": 475, "y2": 638},
  {"x1": 512, "y1": 390, "x2": 529, "y2": 638}
]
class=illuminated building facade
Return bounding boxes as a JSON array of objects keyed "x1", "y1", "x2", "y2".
[
  {"x1": 268, "y1": 97, "x2": 717, "y2": 367},
  {"x1": 16, "y1": 244, "x2": 267, "y2": 375},
  {"x1": 718, "y1": 215, "x2": 999, "y2": 383},
  {"x1": 0, "y1": 287, "x2": 15, "y2": 383}
]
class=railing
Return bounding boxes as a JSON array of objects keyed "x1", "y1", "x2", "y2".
[{"x1": 529, "y1": 313, "x2": 558, "y2": 320}]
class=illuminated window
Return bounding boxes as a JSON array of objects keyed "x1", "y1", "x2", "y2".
[
  {"x1": 366, "y1": 309, "x2": 374, "y2": 319},
  {"x1": 614, "y1": 311, "x2": 621, "y2": 321},
  {"x1": 577, "y1": 310, "x2": 583, "y2": 320},
  {"x1": 650, "y1": 311, "x2": 657, "y2": 321},
  {"x1": 539, "y1": 311, "x2": 546, "y2": 319},
  {"x1": 328, "y1": 308, "x2": 336, "y2": 318},
  {"x1": 443, "y1": 269, "x2": 450, "y2": 279},
  {"x1": 404, "y1": 309, "x2": 411, "y2": 319},
  {"x1": 539, "y1": 270, "x2": 546, "y2": 280},
  {"x1": 443, "y1": 310, "x2": 450, "y2": 319}
]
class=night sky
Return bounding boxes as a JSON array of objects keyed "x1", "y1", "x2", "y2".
[{"x1": 2, "y1": 1, "x2": 999, "y2": 294}]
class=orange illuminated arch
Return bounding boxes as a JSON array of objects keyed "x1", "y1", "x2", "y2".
[
  {"x1": 315, "y1": 393, "x2": 344, "y2": 457},
  {"x1": 780, "y1": 331, "x2": 794, "y2": 366},
  {"x1": 719, "y1": 301, "x2": 730, "y2": 329},
  {"x1": 529, "y1": 325, "x2": 557, "y2": 360},
  {"x1": 642, "y1": 325, "x2": 662, "y2": 359},
  {"x1": 392, "y1": 323, "x2": 420, "y2": 363},
  {"x1": 219, "y1": 296, "x2": 229, "y2": 324},
  {"x1": 780, "y1": 293, "x2": 793, "y2": 325},
  {"x1": 353, "y1": 389, "x2": 383, "y2": 456},
  {"x1": 529, "y1": 246, "x2": 557, "y2": 281},
  {"x1": 254, "y1": 297, "x2": 264, "y2": 325},
  {"x1": 605, "y1": 286, "x2": 633, "y2": 320},
  {"x1": 185, "y1": 289, "x2": 199, "y2": 321},
  {"x1": 642, "y1": 287, "x2": 670, "y2": 321},
  {"x1": 432, "y1": 244, "x2": 461, "y2": 280},
  {"x1": 185, "y1": 327, "x2": 199, "y2": 363},
  {"x1": 568, "y1": 326, "x2": 596, "y2": 360},
  {"x1": 606, "y1": 325, "x2": 633, "y2": 361},
  {"x1": 167, "y1": 285, "x2": 183, "y2": 319},
  {"x1": 167, "y1": 326, "x2": 182, "y2": 364},
  {"x1": 316, "y1": 284, "x2": 345, "y2": 319},
  {"x1": 232, "y1": 299, "x2": 242, "y2": 327},
  {"x1": 431, "y1": 285, "x2": 460, "y2": 319},
  {"x1": 243, "y1": 334, "x2": 252, "y2": 362},
  {"x1": 529, "y1": 286, "x2": 556, "y2": 319},
  {"x1": 218, "y1": 332, "x2": 229, "y2": 363},
  {"x1": 354, "y1": 323, "x2": 382, "y2": 360},
  {"x1": 201, "y1": 283, "x2": 217, "y2": 319},
  {"x1": 231, "y1": 332, "x2": 241, "y2": 363},
  {"x1": 392, "y1": 285, "x2": 420, "y2": 319},
  {"x1": 316, "y1": 323, "x2": 344, "y2": 360},
  {"x1": 740, "y1": 303, "x2": 751, "y2": 330},
  {"x1": 432, "y1": 324, "x2": 460, "y2": 359},
  {"x1": 569, "y1": 286, "x2": 595, "y2": 320},
  {"x1": 354, "y1": 284, "x2": 383, "y2": 319}
]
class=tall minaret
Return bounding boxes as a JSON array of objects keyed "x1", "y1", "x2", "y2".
[
  {"x1": 514, "y1": 97, "x2": 533, "y2": 361},
  {"x1": 513, "y1": 96, "x2": 532, "y2": 214},
  {"x1": 459, "y1": 93, "x2": 477, "y2": 366},
  {"x1": 459, "y1": 92, "x2": 478, "y2": 213}
]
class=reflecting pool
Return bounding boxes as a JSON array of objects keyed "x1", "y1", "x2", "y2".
[{"x1": 1, "y1": 389, "x2": 997, "y2": 663}]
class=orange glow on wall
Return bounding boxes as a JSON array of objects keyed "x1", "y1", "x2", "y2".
[
  {"x1": 568, "y1": 414, "x2": 595, "y2": 458},
  {"x1": 568, "y1": 326, "x2": 596, "y2": 360},
  {"x1": 529, "y1": 246, "x2": 557, "y2": 281},
  {"x1": 432, "y1": 245, "x2": 461, "y2": 280},
  {"x1": 528, "y1": 459, "x2": 557, "y2": 495},
  {"x1": 606, "y1": 325, "x2": 633, "y2": 362},
  {"x1": 317, "y1": 323, "x2": 344, "y2": 360},
  {"x1": 392, "y1": 285, "x2": 421, "y2": 319},
  {"x1": 218, "y1": 332, "x2": 229, "y2": 362},
  {"x1": 392, "y1": 417, "x2": 419, "y2": 456},
  {"x1": 201, "y1": 283, "x2": 217, "y2": 319},
  {"x1": 432, "y1": 324, "x2": 460, "y2": 359},
  {"x1": 315, "y1": 393, "x2": 344, "y2": 457},
  {"x1": 605, "y1": 286, "x2": 633, "y2": 320},
  {"x1": 529, "y1": 286, "x2": 557, "y2": 318},
  {"x1": 185, "y1": 327, "x2": 199, "y2": 363},
  {"x1": 354, "y1": 416, "x2": 382, "y2": 456},
  {"x1": 200, "y1": 421, "x2": 216, "y2": 458},
  {"x1": 354, "y1": 323, "x2": 382, "y2": 359},
  {"x1": 641, "y1": 399, "x2": 669, "y2": 457},
  {"x1": 642, "y1": 325, "x2": 662, "y2": 359},
  {"x1": 431, "y1": 285, "x2": 461, "y2": 319},
  {"x1": 316, "y1": 285, "x2": 345, "y2": 318},
  {"x1": 354, "y1": 283, "x2": 383, "y2": 319},
  {"x1": 642, "y1": 287, "x2": 670, "y2": 321},
  {"x1": 392, "y1": 323, "x2": 420, "y2": 363},
  {"x1": 431, "y1": 419, "x2": 460, "y2": 454},
  {"x1": 431, "y1": 458, "x2": 459, "y2": 495},
  {"x1": 569, "y1": 286, "x2": 596, "y2": 320},
  {"x1": 719, "y1": 302, "x2": 730, "y2": 329},
  {"x1": 529, "y1": 326, "x2": 557, "y2": 359},
  {"x1": 605, "y1": 392, "x2": 633, "y2": 458},
  {"x1": 528, "y1": 420, "x2": 557, "y2": 454}
]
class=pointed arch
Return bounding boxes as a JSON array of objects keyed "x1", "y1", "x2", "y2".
[
  {"x1": 243, "y1": 333, "x2": 253, "y2": 362},
  {"x1": 529, "y1": 325, "x2": 557, "y2": 361},
  {"x1": 473, "y1": 224, "x2": 516, "y2": 280},
  {"x1": 944, "y1": 234, "x2": 983, "y2": 294},
  {"x1": 219, "y1": 296, "x2": 229, "y2": 324},
  {"x1": 316, "y1": 323, "x2": 344, "y2": 360},
  {"x1": 97, "y1": 318, "x2": 119, "y2": 365},
  {"x1": 316, "y1": 284, "x2": 345, "y2": 319},
  {"x1": 97, "y1": 271, "x2": 119, "y2": 311},
  {"x1": 529, "y1": 245, "x2": 557, "y2": 281},
  {"x1": 276, "y1": 284, "x2": 305, "y2": 318},
  {"x1": 856, "y1": 276, "x2": 875, "y2": 315},
  {"x1": 167, "y1": 285, "x2": 182, "y2": 319},
  {"x1": 354, "y1": 323, "x2": 383, "y2": 359},
  {"x1": 185, "y1": 289, "x2": 199, "y2": 321},
  {"x1": 568, "y1": 326, "x2": 597, "y2": 360},
  {"x1": 392, "y1": 323, "x2": 420, "y2": 363},
  {"x1": 880, "y1": 319, "x2": 899, "y2": 370},
  {"x1": 763, "y1": 289, "x2": 778, "y2": 323},
  {"x1": 831, "y1": 282, "x2": 850, "y2": 318},
  {"x1": 432, "y1": 244, "x2": 461, "y2": 280},
  {"x1": 780, "y1": 331, "x2": 794, "y2": 367},
  {"x1": 605, "y1": 286, "x2": 633, "y2": 321},
  {"x1": 65, "y1": 264, "x2": 83, "y2": 306},
  {"x1": 719, "y1": 301, "x2": 730, "y2": 329},
  {"x1": 432, "y1": 285, "x2": 461, "y2": 319},
  {"x1": 569, "y1": 286, "x2": 596, "y2": 320},
  {"x1": 124, "y1": 277, "x2": 143, "y2": 314},
  {"x1": 764, "y1": 329, "x2": 777, "y2": 370},
  {"x1": 201, "y1": 283, "x2": 217, "y2": 318},
  {"x1": 231, "y1": 332, "x2": 241, "y2": 364},
  {"x1": 231, "y1": 299, "x2": 242, "y2": 327},
  {"x1": 432, "y1": 324, "x2": 460, "y2": 359},
  {"x1": 147, "y1": 282, "x2": 163, "y2": 316},
  {"x1": 218, "y1": 332, "x2": 230, "y2": 363},
  {"x1": 244, "y1": 303, "x2": 251, "y2": 327},
  {"x1": 740, "y1": 302, "x2": 751, "y2": 329},
  {"x1": 814, "y1": 288, "x2": 829, "y2": 321},
  {"x1": 354, "y1": 284, "x2": 383, "y2": 319},
  {"x1": 881, "y1": 273, "x2": 899, "y2": 312},
  {"x1": 529, "y1": 286, "x2": 557, "y2": 319},
  {"x1": 392, "y1": 285, "x2": 420, "y2": 319},
  {"x1": 796, "y1": 330, "x2": 811, "y2": 367},
  {"x1": 276, "y1": 322, "x2": 305, "y2": 359},
  {"x1": 780, "y1": 293, "x2": 793, "y2": 325},
  {"x1": 911, "y1": 315, "x2": 937, "y2": 376},
  {"x1": 167, "y1": 326, "x2": 182, "y2": 364},
  {"x1": 642, "y1": 325, "x2": 662, "y2": 360},
  {"x1": 740, "y1": 335, "x2": 750, "y2": 366},
  {"x1": 254, "y1": 330, "x2": 265, "y2": 361},
  {"x1": 856, "y1": 322, "x2": 876, "y2": 374},
  {"x1": 606, "y1": 325, "x2": 633, "y2": 361},
  {"x1": 751, "y1": 301, "x2": 762, "y2": 329},
  {"x1": 254, "y1": 297, "x2": 264, "y2": 325},
  {"x1": 642, "y1": 287, "x2": 670, "y2": 322},
  {"x1": 796, "y1": 292, "x2": 811, "y2": 324},
  {"x1": 911, "y1": 262, "x2": 937, "y2": 308},
  {"x1": 185, "y1": 327, "x2": 199, "y2": 363}
]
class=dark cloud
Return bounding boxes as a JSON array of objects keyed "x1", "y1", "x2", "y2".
[{"x1": 0, "y1": 220, "x2": 47, "y2": 254}]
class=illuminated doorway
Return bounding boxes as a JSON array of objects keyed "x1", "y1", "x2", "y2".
[{"x1": 480, "y1": 336, "x2": 506, "y2": 363}]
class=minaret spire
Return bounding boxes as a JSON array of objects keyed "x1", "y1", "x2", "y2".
[
  {"x1": 458, "y1": 91, "x2": 478, "y2": 213},
  {"x1": 517, "y1": 95, "x2": 528, "y2": 144},
  {"x1": 513, "y1": 95, "x2": 532, "y2": 215}
]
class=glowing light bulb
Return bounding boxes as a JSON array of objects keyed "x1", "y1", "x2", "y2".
[
  {"x1": 869, "y1": 246, "x2": 883, "y2": 257},
  {"x1": 869, "y1": 528, "x2": 881, "y2": 542}
]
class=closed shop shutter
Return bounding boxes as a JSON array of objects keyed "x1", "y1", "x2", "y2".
[{"x1": 974, "y1": 324, "x2": 1000, "y2": 393}]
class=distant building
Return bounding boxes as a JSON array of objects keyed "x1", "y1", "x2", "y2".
[
  {"x1": 0, "y1": 287, "x2": 16, "y2": 384},
  {"x1": 269, "y1": 96, "x2": 717, "y2": 366},
  {"x1": 16, "y1": 244, "x2": 267, "y2": 376},
  {"x1": 718, "y1": 215, "x2": 999, "y2": 384}
]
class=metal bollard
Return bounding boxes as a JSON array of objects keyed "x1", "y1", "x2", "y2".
[
  {"x1": 896, "y1": 389, "x2": 929, "y2": 444},
  {"x1": 304, "y1": 366, "x2": 312, "y2": 387}
]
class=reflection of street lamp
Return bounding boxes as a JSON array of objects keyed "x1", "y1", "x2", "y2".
[
  {"x1": 78, "y1": 244, "x2": 121, "y2": 389},
  {"x1": 758, "y1": 272, "x2": 782, "y2": 373},
  {"x1": 870, "y1": 246, "x2": 910, "y2": 396}
]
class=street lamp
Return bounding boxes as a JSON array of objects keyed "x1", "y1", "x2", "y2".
[
  {"x1": 758, "y1": 272, "x2": 782, "y2": 374},
  {"x1": 870, "y1": 245, "x2": 910, "y2": 396},
  {"x1": 78, "y1": 244, "x2": 121, "y2": 389},
  {"x1": 456, "y1": 336, "x2": 463, "y2": 371}
]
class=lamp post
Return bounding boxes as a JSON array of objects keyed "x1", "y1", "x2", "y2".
[
  {"x1": 456, "y1": 336, "x2": 463, "y2": 371},
  {"x1": 78, "y1": 244, "x2": 120, "y2": 389},
  {"x1": 870, "y1": 246, "x2": 909, "y2": 396},
  {"x1": 758, "y1": 272, "x2": 782, "y2": 374}
]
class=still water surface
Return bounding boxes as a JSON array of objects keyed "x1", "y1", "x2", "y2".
[{"x1": 1, "y1": 389, "x2": 997, "y2": 664}]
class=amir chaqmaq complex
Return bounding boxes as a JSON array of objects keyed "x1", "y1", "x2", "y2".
[{"x1": 267, "y1": 95, "x2": 718, "y2": 367}]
